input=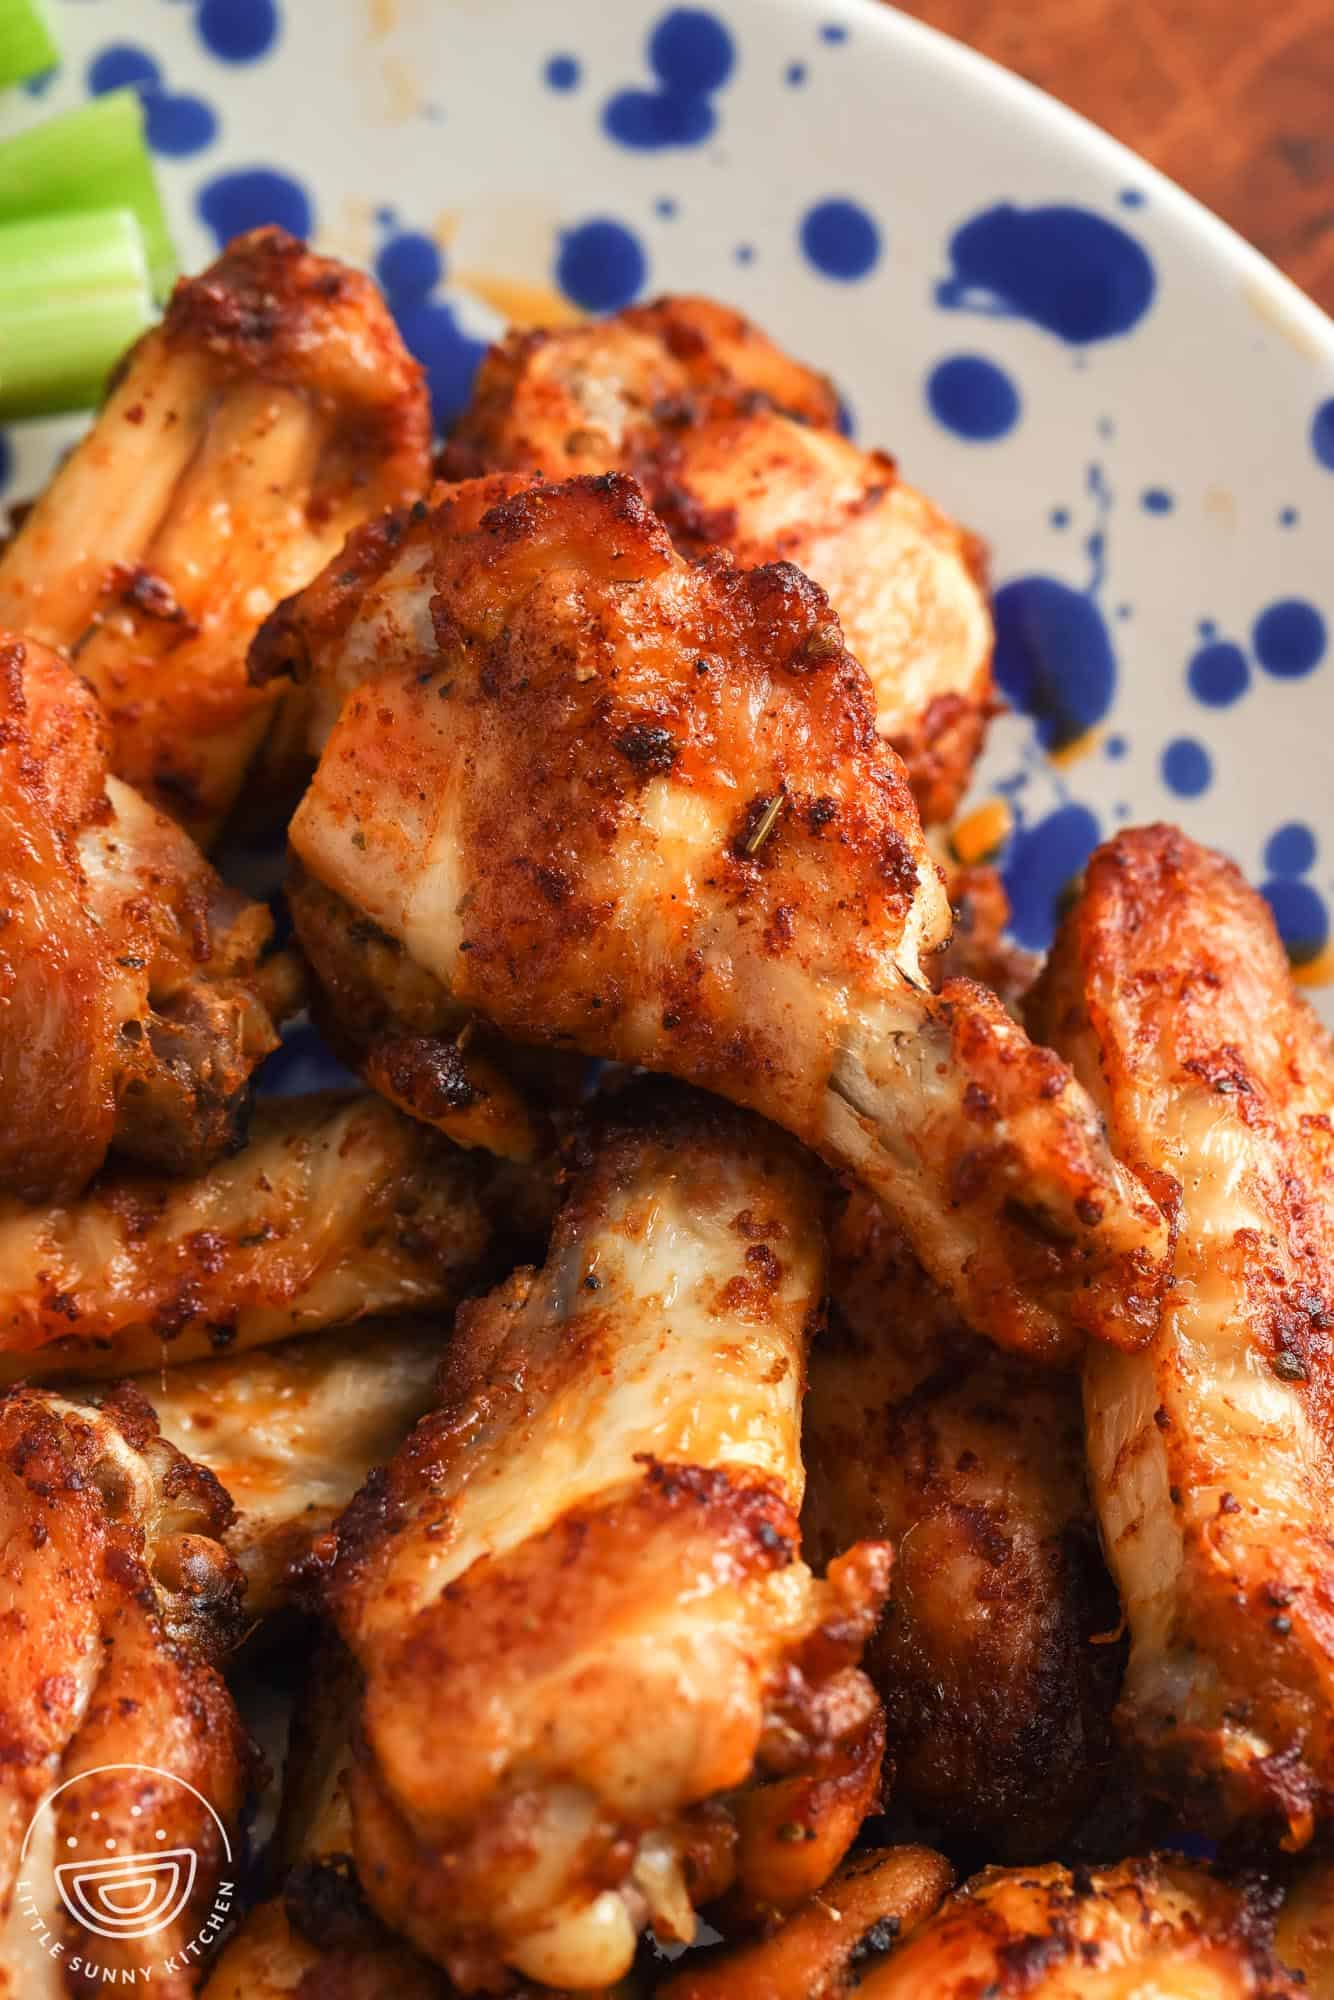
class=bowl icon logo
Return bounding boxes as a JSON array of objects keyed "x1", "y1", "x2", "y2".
[{"x1": 54, "y1": 1845, "x2": 198, "y2": 1941}]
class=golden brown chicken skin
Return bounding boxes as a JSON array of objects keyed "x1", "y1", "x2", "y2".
[
  {"x1": 441, "y1": 296, "x2": 839, "y2": 483},
  {"x1": 0, "y1": 228, "x2": 430, "y2": 842},
  {"x1": 1030, "y1": 827, "x2": 1334, "y2": 1845},
  {"x1": 0, "y1": 634, "x2": 288, "y2": 1203},
  {"x1": 1275, "y1": 1855, "x2": 1334, "y2": 1995},
  {"x1": 657, "y1": 1846, "x2": 954, "y2": 2000},
  {"x1": 801, "y1": 1188, "x2": 1120, "y2": 1858},
  {"x1": 324, "y1": 1090, "x2": 890, "y2": 1992},
  {"x1": 0, "y1": 1386, "x2": 253, "y2": 1998},
  {"x1": 144, "y1": 1317, "x2": 445, "y2": 1614},
  {"x1": 440, "y1": 301, "x2": 991, "y2": 823},
  {"x1": 0, "y1": 1093, "x2": 540, "y2": 1379},
  {"x1": 284, "y1": 472, "x2": 1167, "y2": 1362},
  {"x1": 857, "y1": 1858, "x2": 1300, "y2": 1999}
]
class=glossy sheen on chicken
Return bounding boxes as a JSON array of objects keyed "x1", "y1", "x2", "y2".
[
  {"x1": 146, "y1": 1317, "x2": 444, "y2": 1613},
  {"x1": 801, "y1": 1188, "x2": 1119, "y2": 1858},
  {"x1": 857, "y1": 1858, "x2": 1301, "y2": 1998},
  {"x1": 286, "y1": 472, "x2": 1167, "y2": 1361},
  {"x1": 1276, "y1": 1856, "x2": 1334, "y2": 1995},
  {"x1": 0, "y1": 633, "x2": 287, "y2": 1203},
  {"x1": 0, "y1": 1094, "x2": 537, "y2": 1379},
  {"x1": 657, "y1": 1846, "x2": 954, "y2": 2000},
  {"x1": 325, "y1": 1092, "x2": 891, "y2": 1991},
  {"x1": 0, "y1": 227, "x2": 430, "y2": 841},
  {"x1": 1030, "y1": 827, "x2": 1334, "y2": 1844},
  {"x1": 441, "y1": 300, "x2": 991, "y2": 822},
  {"x1": 0, "y1": 1386, "x2": 253, "y2": 1999}
]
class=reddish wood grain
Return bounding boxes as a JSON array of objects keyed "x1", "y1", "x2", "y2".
[{"x1": 896, "y1": 0, "x2": 1334, "y2": 315}]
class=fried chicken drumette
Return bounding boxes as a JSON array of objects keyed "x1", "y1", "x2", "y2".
[
  {"x1": 1031, "y1": 826, "x2": 1334, "y2": 1844},
  {"x1": 0, "y1": 1387, "x2": 253, "y2": 1997},
  {"x1": 438, "y1": 299, "x2": 991, "y2": 821},
  {"x1": 0, "y1": 633, "x2": 291, "y2": 1203},
  {"x1": 280, "y1": 473, "x2": 1166, "y2": 1362},
  {"x1": 0, "y1": 1094, "x2": 542, "y2": 1379},
  {"x1": 324, "y1": 1091, "x2": 890, "y2": 1991},
  {"x1": 0, "y1": 228, "x2": 430, "y2": 842},
  {"x1": 801, "y1": 1188, "x2": 1120, "y2": 1858}
]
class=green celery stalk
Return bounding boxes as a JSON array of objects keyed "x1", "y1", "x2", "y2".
[
  {"x1": 0, "y1": 0, "x2": 58, "y2": 90},
  {"x1": 0, "y1": 207, "x2": 153, "y2": 419},
  {"x1": 0, "y1": 92, "x2": 175, "y2": 298}
]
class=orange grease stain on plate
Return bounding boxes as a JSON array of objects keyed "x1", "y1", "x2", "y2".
[
  {"x1": 1294, "y1": 948, "x2": 1334, "y2": 988},
  {"x1": 950, "y1": 798, "x2": 1012, "y2": 866},
  {"x1": 456, "y1": 271, "x2": 585, "y2": 328},
  {"x1": 1047, "y1": 729, "x2": 1101, "y2": 771}
]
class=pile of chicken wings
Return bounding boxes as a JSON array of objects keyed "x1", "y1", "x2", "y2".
[{"x1": 0, "y1": 226, "x2": 1330, "y2": 1998}]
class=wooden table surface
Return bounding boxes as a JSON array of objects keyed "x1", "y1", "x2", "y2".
[{"x1": 897, "y1": 0, "x2": 1334, "y2": 316}]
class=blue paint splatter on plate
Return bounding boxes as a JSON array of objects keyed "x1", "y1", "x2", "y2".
[
  {"x1": 799, "y1": 198, "x2": 880, "y2": 280},
  {"x1": 556, "y1": 218, "x2": 648, "y2": 310},
  {"x1": 1312, "y1": 397, "x2": 1334, "y2": 471},
  {"x1": 937, "y1": 203, "x2": 1155, "y2": 344},
  {"x1": 1188, "y1": 639, "x2": 1248, "y2": 708},
  {"x1": 1161, "y1": 736, "x2": 1212, "y2": 797},
  {"x1": 545, "y1": 53, "x2": 581, "y2": 91},
  {"x1": 374, "y1": 225, "x2": 485, "y2": 430},
  {"x1": 197, "y1": 167, "x2": 312, "y2": 246},
  {"x1": 1252, "y1": 597, "x2": 1327, "y2": 679},
  {"x1": 604, "y1": 7, "x2": 734, "y2": 150},
  {"x1": 926, "y1": 353, "x2": 1020, "y2": 440},
  {"x1": 1140, "y1": 486, "x2": 1172, "y2": 513},
  {"x1": 196, "y1": 0, "x2": 280, "y2": 64},
  {"x1": 993, "y1": 577, "x2": 1115, "y2": 746},
  {"x1": 87, "y1": 41, "x2": 217, "y2": 153},
  {"x1": 1262, "y1": 877, "x2": 1329, "y2": 965},
  {"x1": 0, "y1": 434, "x2": 10, "y2": 496},
  {"x1": 1265, "y1": 821, "x2": 1317, "y2": 876},
  {"x1": 1003, "y1": 803, "x2": 1101, "y2": 950}
]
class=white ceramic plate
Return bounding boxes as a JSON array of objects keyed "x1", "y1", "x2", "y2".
[{"x1": 8, "y1": 0, "x2": 1334, "y2": 993}]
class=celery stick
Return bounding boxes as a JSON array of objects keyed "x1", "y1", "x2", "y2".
[
  {"x1": 0, "y1": 92, "x2": 175, "y2": 298},
  {"x1": 0, "y1": 208, "x2": 152, "y2": 418},
  {"x1": 0, "y1": 0, "x2": 58, "y2": 90}
]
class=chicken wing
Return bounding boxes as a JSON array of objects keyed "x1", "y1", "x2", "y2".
[
  {"x1": 440, "y1": 296, "x2": 840, "y2": 482},
  {"x1": 144, "y1": 1317, "x2": 444, "y2": 1613},
  {"x1": 284, "y1": 473, "x2": 1167, "y2": 1361},
  {"x1": 0, "y1": 227, "x2": 430, "y2": 842},
  {"x1": 439, "y1": 302, "x2": 990, "y2": 823},
  {"x1": 0, "y1": 633, "x2": 289, "y2": 1202},
  {"x1": 801, "y1": 1188, "x2": 1120, "y2": 1857},
  {"x1": 1029, "y1": 826, "x2": 1334, "y2": 1843},
  {"x1": 324, "y1": 1089, "x2": 890, "y2": 1991},
  {"x1": 0, "y1": 1094, "x2": 541, "y2": 1379},
  {"x1": 657, "y1": 1846, "x2": 953, "y2": 2000},
  {"x1": 0, "y1": 1385, "x2": 253, "y2": 1998},
  {"x1": 1276, "y1": 1856, "x2": 1334, "y2": 1994},
  {"x1": 854, "y1": 1858, "x2": 1299, "y2": 1998}
]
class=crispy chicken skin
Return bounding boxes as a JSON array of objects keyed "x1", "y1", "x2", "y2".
[
  {"x1": 439, "y1": 301, "x2": 990, "y2": 822},
  {"x1": 284, "y1": 472, "x2": 1167, "y2": 1361},
  {"x1": 1030, "y1": 827, "x2": 1334, "y2": 1844},
  {"x1": 1276, "y1": 1856, "x2": 1334, "y2": 1994},
  {"x1": 0, "y1": 633, "x2": 287, "y2": 1202},
  {"x1": 145, "y1": 1317, "x2": 444, "y2": 1613},
  {"x1": 657, "y1": 1846, "x2": 954, "y2": 2000},
  {"x1": 801, "y1": 1188, "x2": 1119, "y2": 1858},
  {"x1": 0, "y1": 228, "x2": 430, "y2": 842},
  {"x1": 440, "y1": 297, "x2": 840, "y2": 483},
  {"x1": 0, "y1": 1094, "x2": 539, "y2": 1380},
  {"x1": 856, "y1": 1858, "x2": 1300, "y2": 1998},
  {"x1": 324, "y1": 1091, "x2": 891, "y2": 1991},
  {"x1": 0, "y1": 1386, "x2": 253, "y2": 1998}
]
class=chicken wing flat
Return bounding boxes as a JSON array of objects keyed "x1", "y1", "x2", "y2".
[
  {"x1": 855, "y1": 1857, "x2": 1299, "y2": 1998},
  {"x1": 1029, "y1": 826, "x2": 1334, "y2": 1843},
  {"x1": 801, "y1": 1188, "x2": 1119, "y2": 1858},
  {"x1": 144, "y1": 1317, "x2": 444, "y2": 1613},
  {"x1": 657, "y1": 1846, "x2": 954, "y2": 2000},
  {"x1": 0, "y1": 1094, "x2": 539, "y2": 1379},
  {"x1": 325, "y1": 1090, "x2": 890, "y2": 1991},
  {"x1": 0, "y1": 633, "x2": 288, "y2": 1202},
  {"x1": 285, "y1": 473, "x2": 1167, "y2": 1361},
  {"x1": 440, "y1": 303, "x2": 990, "y2": 823},
  {"x1": 0, "y1": 227, "x2": 430, "y2": 842},
  {"x1": 0, "y1": 1385, "x2": 253, "y2": 1998}
]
